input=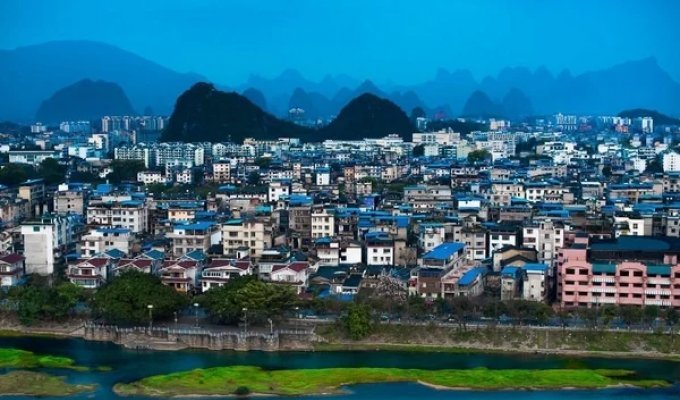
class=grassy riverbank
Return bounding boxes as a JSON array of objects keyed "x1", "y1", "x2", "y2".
[
  {"x1": 0, "y1": 348, "x2": 87, "y2": 371},
  {"x1": 0, "y1": 370, "x2": 96, "y2": 396},
  {"x1": 316, "y1": 323, "x2": 680, "y2": 359},
  {"x1": 113, "y1": 366, "x2": 668, "y2": 397}
]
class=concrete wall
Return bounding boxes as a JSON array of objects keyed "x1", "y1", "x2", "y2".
[{"x1": 83, "y1": 324, "x2": 318, "y2": 352}]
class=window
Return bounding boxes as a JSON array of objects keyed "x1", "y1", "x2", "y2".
[{"x1": 33, "y1": 226, "x2": 40, "y2": 232}]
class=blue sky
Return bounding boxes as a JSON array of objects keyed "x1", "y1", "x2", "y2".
[{"x1": 1, "y1": 0, "x2": 679, "y2": 84}]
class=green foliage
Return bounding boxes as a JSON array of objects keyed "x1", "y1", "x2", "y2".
[
  {"x1": 412, "y1": 144, "x2": 425, "y2": 157},
  {"x1": 0, "y1": 163, "x2": 34, "y2": 186},
  {"x1": 344, "y1": 303, "x2": 373, "y2": 340},
  {"x1": 467, "y1": 149, "x2": 491, "y2": 164},
  {"x1": 645, "y1": 158, "x2": 663, "y2": 174},
  {"x1": 114, "y1": 366, "x2": 667, "y2": 397},
  {"x1": 107, "y1": 160, "x2": 146, "y2": 183},
  {"x1": 199, "y1": 276, "x2": 297, "y2": 325},
  {"x1": 247, "y1": 171, "x2": 261, "y2": 186},
  {"x1": 37, "y1": 158, "x2": 66, "y2": 185},
  {"x1": 8, "y1": 280, "x2": 87, "y2": 325},
  {"x1": 92, "y1": 270, "x2": 188, "y2": 325}
]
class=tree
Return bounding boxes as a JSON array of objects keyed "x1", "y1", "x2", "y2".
[
  {"x1": 200, "y1": 276, "x2": 297, "y2": 325},
  {"x1": 344, "y1": 303, "x2": 372, "y2": 340},
  {"x1": 467, "y1": 149, "x2": 491, "y2": 164},
  {"x1": 8, "y1": 280, "x2": 87, "y2": 325},
  {"x1": 107, "y1": 160, "x2": 146, "y2": 183},
  {"x1": 619, "y1": 306, "x2": 643, "y2": 327},
  {"x1": 247, "y1": 171, "x2": 261, "y2": 186},
  {"x1": 92, "y1": 270, "x2": 188, "y2": 325},
  {"x1": 38, "y1": 158, "x2": 66, "y2": 185},
  {"x1": 643, "y1": 305, "x2": 659, "y2": 327},
  {"x1": 645, "y1": 158, "x2": 663, "y2": 174},
  {"x1": 412, "y1": 144, "x2": 425, "y2": 157},
  {"x1": 602, "y1": 166, "x2": 612, "y2": 179},
  {"x1": 0, "y1": 163, "x2": 34, "y2": 186},
  {"x1": 449, "y1": 296, "x2": 473, "y2": 330}
]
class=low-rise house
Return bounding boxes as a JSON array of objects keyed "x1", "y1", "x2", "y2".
[
  {"x1": 67, "y1": 257, "x2": 110, "y2": 289},
  {"x1": 159, "y1": 260, "x2": 201, "y2": 293},
  {"x1": 522, "y1": 263, "x2": 549, "y2": 302},
  {"x1": 500, "y1": 266, "x2": 523, "y2": 300},
  {"x1": 201, "y1": 258, "x2": 252, "y2": 292},
  {"x1": 0, "y1": 254, "x2": 24, "y2": 287},
  {"x1": 270, "y1": 261, "x2": 309, "y2": 293}
]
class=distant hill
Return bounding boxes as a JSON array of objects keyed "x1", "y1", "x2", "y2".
[
  {"x1": 35, "y1": 79, "x2": 135, "y2": 123},
  {"x1": 618, "y1": 108, "x2": 680, "y2": 126},
  {"x1": 161, "y1": 83, "x2": 415, "y2": 142},
  {"x1": 462, "y1": 90, "x2": 502, "y2": 119},
  {"x1": 161, "y1": 83, "x2": 310, "y2": 143},
  {"x1": 0, "y1": 40, "x2": 204, "y2": 122},
  {"x1": 242, "y1": 88, "x2": 268, "y2": 111},
  {"x1": 319, "y1": 93, "x2": 416, "y2": 140}
]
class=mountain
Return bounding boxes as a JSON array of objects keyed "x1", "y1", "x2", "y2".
[
  {"x1": 0, "y1": 40, "x2": 204, "y2": 122},
  {"x1": 242, "y1": 88, "x2": 268, "y2": 111},
  {"x1": 501, "y1": 88, "x2": 533, "y2": 120},
  {"x1": 288, "y1": 88, "x2": 333, "y2": 120},
  {"x1": 320, "y1": 93, "x2": 415, "y2": 140},
  {"x1": 161, "y1": 83, "x2": 415, "y2": 142},
  {"x1": 462, "y1": 90, "x2": 502, "y2": 119},
  {"x1": 161, "y1": 82, "x2": 310, "y2": 143},
  {"x1": 35, "y1": 79, "x2": 135, "y2": 123},
  {"x1": 618, "y1": 109, "x2": 680, "y2": 126}
]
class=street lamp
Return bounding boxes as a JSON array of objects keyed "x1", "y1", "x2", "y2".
[
  {"x1": 242, "y1": 307, "x2": 248, "y2": 335},
  {"x1": 267, "y1": 318, "x2": 273, "y2": 335},
  {"x1": 293, "y1": 306, "x2": 300, "y2": 333},
  {"x1": 173, "y1": 311, "x2": 178, "y2": 329},
  {"x1": 194, "y1": 303, "x2": 200, "y2": 327},
  {"x1": 147, "y1": 304, "x2": 154, "y2": 332}
]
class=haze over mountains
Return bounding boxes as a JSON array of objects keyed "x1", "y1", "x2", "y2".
[{"x1": 1, "y1": 40, "x2": 679, "y2": 123}]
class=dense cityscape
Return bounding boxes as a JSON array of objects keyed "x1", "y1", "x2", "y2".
[{"x1": 2, "y1": 0, "x2": 680, "y2": 398}]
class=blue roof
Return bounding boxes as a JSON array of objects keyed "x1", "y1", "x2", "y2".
[
  {"x1": 458, "y1": 267, "x2": 486, "y2": 286},
  {"x1": 182, "y1": 250, "x2": 207, "y2": 261},
  {"x1": 522, "y1": 263, "x2": 549, "y2": 272},
  {"x1": 143, "y1": 249, "x2": 165, "y2": 260},
  {"x1": 96, "y1": 227, "x2": 130, "y2": 234},
  {"x1": 501, "y1": 266, "x2": 522, "y2": 278},
  {"x1": 423, "y1": 242, "x2": 465, "y2": 261},
  {"x1": 175, "y1": 221, "x2": 215, "y2": 231},
  {"x1": 104, "y1": 248, "x2": 126, "y2": 258}
]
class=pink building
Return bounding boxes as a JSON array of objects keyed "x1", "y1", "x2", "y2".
[{"x1": 558, "y1": 236, "x2": 680, "y2": 308}]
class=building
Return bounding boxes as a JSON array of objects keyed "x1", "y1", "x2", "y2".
[
  {"x1": 0, "y1": 254, "x2": 24, "y2": 287},
  {"x1": 311, "y1": 206, "x2": 335, "y2": 239},
  {"x1": 87, "y1": 199, "x2": 148, "y2": 233},
  {"x1": 412, "y1": 129, "x2": 460, "y2": 146},
  {"x1": 8, "y1": 150, "x2": 59, "y2": 166},
  {"x1": 522, "y1": 219, "x2": 564, "y2": 266},
  {"x1": 420, "y1": 242, "x2": 466, "y2": 270},
  {"x1": 21, "y1": 214, "x2": 75, "y2": 275},
  {"x1": 79, "y1": 227, "x2": 134, "y2": 257},
  {"x1": 365, "y1": 232, "x2": 394, "y2": 266},
  {"x1": 558, "y1": 236, "x2": 680, "y2": 308},
  {"x1": 212, "y1": 161, "x2": 232, "y2": 183},
  {"x1": 663, "y1": 152, "x2": 680, "y2": 172},
  {"x1": 167, "y1": 222, "x2": 220, "y2": 258},
  {"x1": 201, "y1": 258, "x2": 252, "y2": 292},
  {"x1": 221, "y1": 217, "x2": 272, "y2": 259},
  {"x1": 137, "y1": 171, "x2": 167, "y2": 184},
  {"x1": 159, "y1": 259, "x2": 201, "y2": 293},
  {"x1": 53, "y1": 184, "x2": 86, "y2": 215},
  {"x1": 66, "y1": 258, "x2": 110, "y2": 289},
  {"x1": 270, "y1": 261, "x2": 310, "y2": 294},
  {"x1": 522, "y1": 263, "x2": 549, "y2": 302}
]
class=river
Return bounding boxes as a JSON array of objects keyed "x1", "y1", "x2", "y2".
[{"x1": 1, "y1": 335, "x2": 679, "y2": 399}]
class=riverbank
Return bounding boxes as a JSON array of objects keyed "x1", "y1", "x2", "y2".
[
  {"x1": 0, "y1": 348, "x2": 88, "y2": 370},
  {"x1": 3, "y1": 320, "x2": 680, "y2": 361},
  {"x1": 315, "y1": 323, "x2": 680, "y2": 360},
  {"x1": 113, "y1": 365, "x2": 669, "y2": 397}
]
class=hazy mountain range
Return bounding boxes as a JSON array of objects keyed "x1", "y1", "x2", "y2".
[{"x1": 1, "y1": 40, "x2": 679, "y2": 123}]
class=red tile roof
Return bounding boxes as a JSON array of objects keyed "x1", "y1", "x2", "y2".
[{"x1": 0, "y1": 254, "x2": 23, "y2": 264}]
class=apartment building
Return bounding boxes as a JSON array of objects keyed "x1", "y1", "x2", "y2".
[
  {"x1": 311, "y1": 206, "x2": 335, "y2": 239},
  {"x1": 79, "y1": 227, "x2": 134, "y2": 257},
  {"x1": 87, "y1": 199, "x2": 148, "y2": 233},
  {"x1": 168, "y1": 222, "x2": 220, "y2": 258},
  {"x1": 221, "y1": 217, "x2": 272, "y2": 258}
]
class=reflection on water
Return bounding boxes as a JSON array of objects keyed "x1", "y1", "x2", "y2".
[{"x1": 0, "y1": 336, "x2": 678, "y2": 399}]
